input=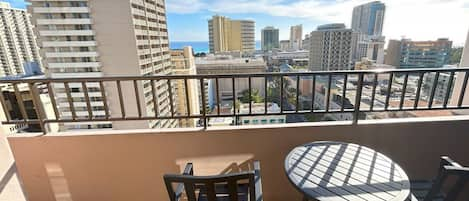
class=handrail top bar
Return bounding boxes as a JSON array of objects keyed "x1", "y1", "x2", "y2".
[{"x1": 0, "y1": 67, "x2": 467, "y2": 83}]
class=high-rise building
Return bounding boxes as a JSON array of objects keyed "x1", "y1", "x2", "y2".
[
  {"x1": 355, "y1": 35, "x2": 385, "y2": 63},
  {"x1": 261, "y1": 26, "x2": 279, "y2": 52},
  {"x1": 0, "y1": 2, "x2": 41, "y2": 77},
  {"x1": 171, "y1": 46, "x2": 200, "y2": 128},
  {"x1": 28, "y1": 0, "x2": 176, "y2": 130},
  {"x1": 208, "y1": 15, "x2": 255, "y2": 54},
  {"x1": 351, "y1": 1, "x2": 385, "y2": 37},
  {"x1": 384, "y1": 39, "x2": 402, "y2": 67},
  {"x1": 303, "y1": 34, "x2": 310, "y2": 51},
  {"x1": 280, "y1": 40, "x2": 290, "y2": 51},
  {"x1": 308, "y1": 23, "x2": 359, "y2": 71},
  {"x1": 289, "y1": 24, "x2": 303, "y2": 50},
  {"x1": 399, "y1": 38, "x2": 452, "y2": 68}
]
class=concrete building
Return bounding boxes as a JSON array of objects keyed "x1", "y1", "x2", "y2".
[
  {"x1": 351, "y1": 1, "x2": 385, "y2": 37},
  {"x1": 308, "y1": 23, "x2": 359, "y2": 71},
  {"x1": 261, "y1": 26, "x2": 279, "y2": 52},
  {"x1": 208, "y1": 15, "x2": 255, "y2": 55},
  {"x1": 270, "y1": 50, "x2": 309, "y2": 67},
  {"x1": 422, "y1": 71, "x2": 456, "y2": 103},
  {"x1": 0, "y1": 2, "x2": 41, "y2": 77},
  {"x1": 303, "y1": 34, "x2": 310, "y2": 51},
  {"x1": 384, "y1": 39, "x2": 402, "y2": 67},
  {"x1": 195, "y1": 55, "x2": 266, "y2": 109},
  {"x1": 280, "y1": 40, "x2": 290, "y2": 51},
  {"x1": 399, "y1": 38, "x2": 453, "y2": 68},
  {"x1": 355, "y1": 35, "x2": 385, "y2": 64},
  {"x1": 171, "y1": 47, "x2": 200, "y2": 128},
  {"x1": 238, "y1": 103, "x2": 286, "y2": 125},
  {"x1": 289, "y1": 24, "x2": 303, "y2": 50},
  {"x1": 451, "y1": 30, "x2": 469, "y2": 106},
  {"x1": 28, "y1": 0, "x2": 176, "y2": 130}
]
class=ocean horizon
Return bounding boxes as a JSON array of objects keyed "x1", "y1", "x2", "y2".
[{"x1": 170, "y1": 41, "x2": 261, "y2": 53}]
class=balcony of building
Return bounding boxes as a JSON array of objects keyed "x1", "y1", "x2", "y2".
[{"x1": 1, "y1": 68, "x2": 469, "y2": 201}]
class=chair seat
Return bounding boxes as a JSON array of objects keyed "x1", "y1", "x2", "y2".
[
  {"x1": 410, "y1": 180, "x2": 445, "y2": 201},
  {"x1": 198, "y1": 183, "x2": 250, "y2": 201}
]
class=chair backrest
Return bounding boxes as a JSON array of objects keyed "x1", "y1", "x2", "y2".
[
  {"x1": 164, "y1": 168, "x2": 256, "y2": 201},
  {"x1": 424, "y1": 156, "x2": 469, "y2": 201}
]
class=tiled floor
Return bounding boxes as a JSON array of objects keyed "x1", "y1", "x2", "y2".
[{"x1": 0, "y1": 134, "x2": 26, "y2": 201}]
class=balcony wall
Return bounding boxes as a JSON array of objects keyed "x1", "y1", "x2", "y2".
[{"x1": 7, "y1": 117, "x2": 469, "y2": 201}]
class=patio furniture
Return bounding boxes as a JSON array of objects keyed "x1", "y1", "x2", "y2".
[
  {"x1": 410, "y1": 156, "x2": 469, "y2": 201},
  {"x1": 285, "y1": 141, "x2": 411, "y2": 201},
  {"x1": 163, "y1": 161, "x2": 263, "y2": 201}
]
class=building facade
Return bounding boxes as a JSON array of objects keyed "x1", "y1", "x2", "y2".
[
  {"x1": 208, "y1": 15, "x2": 255, "y2": 54},
  {"x1": 261, "y1": 26, "x2": 279, "y2": 52},
  {"x1": 384, "y1": 39, "x2": 402, "y2": 67},
  {"x1": 0, "y1": 2, "x2": 41, "y2": 77},
  {"x1": 308, "y1": 23, "x2": 359, "y2": 71},
  {"x1": 280, "y1": 40, "x2": 290, "y2": 51},
  {"x1": 289, "y1": 24, "x2": 303, "y2": 50},
  {"x1": 351, "y1": 1, "x2": 385, "y2": 37},
  {"x1": 399, "y1": 38, "x2": 452, "y2": 68},
  {"x1": 355, "y1": 35, "x2": 385, "y2": 64},
  {"x1": 171, "y1": 46, "x2": 200, "y2": 128},
  {"x1": 28, "y1": 0, "x2": 176, "y2": 131}
]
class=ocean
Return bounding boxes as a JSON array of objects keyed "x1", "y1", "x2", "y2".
[{"x1": 170, "y1": 41, "x2": 261, "y2": 53}]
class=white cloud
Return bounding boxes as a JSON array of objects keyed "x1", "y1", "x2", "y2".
[{"x1": 166, "y1": 0, "x2": 469, "y2": 44}]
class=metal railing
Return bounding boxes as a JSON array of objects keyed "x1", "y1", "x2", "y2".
[{"x1": 1, "y1": 67, "x2": 469, "y2": 133}]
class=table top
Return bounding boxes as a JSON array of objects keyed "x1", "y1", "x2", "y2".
[{"x1": 284, "y1": 141, "x2": 410, "y2": 201}]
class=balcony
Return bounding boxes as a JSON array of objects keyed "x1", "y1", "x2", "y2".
[{"x1": 1, "y1": 68, "x2": 469, "y2": 201}]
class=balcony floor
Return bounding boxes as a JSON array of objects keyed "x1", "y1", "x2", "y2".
[{"x1": 0, "y1": 134, "x2": 26, "y2": 201}]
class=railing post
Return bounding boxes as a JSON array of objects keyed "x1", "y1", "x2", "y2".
[
  {"x1": 200, "y1": 78, "x2": 207, "y2": 129},
  {"x1": 29, "y1": 83, "x2": 47, "y2": 134},
  {"x1": 353, "y1": 74, "x2": 364, "y2": 125}
]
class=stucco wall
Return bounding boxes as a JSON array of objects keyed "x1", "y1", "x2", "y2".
[{"x1": 8, "y1": 118, "x2": 469, "y2": 201}]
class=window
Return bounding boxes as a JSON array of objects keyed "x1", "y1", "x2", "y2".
[
  {"x1": 270, "y1": 119, "x2": 277, "y2": 123},
  {"x1": 243, "y1": 120, "x2": 250, "y2": 124},
  {"x1": 252, "y1": 120, "x2": 259, "y2": 124},
  {"x1": 278, "y1": 119, "x2": 285, "y2": 123},
  {"x1": 261, "y1": 119, "x2": 267, "y2": 124}
]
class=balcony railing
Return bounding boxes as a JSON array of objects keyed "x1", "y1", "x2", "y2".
[{"x1": 1, "y1": 67, "x2": 469, "y2": 133}]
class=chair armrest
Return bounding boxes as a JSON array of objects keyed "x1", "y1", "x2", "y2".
[
  {"x1": 253, "y1": 161, "x2": 263, "y2": 201},
  {"x1": 174, "y1": 163, "x2": 194, "y2": 201},
  {"x1": 440, "y1": 156, "x2": 462, "y2": 168}
]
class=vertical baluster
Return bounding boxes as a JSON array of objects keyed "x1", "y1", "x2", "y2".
[
  {"x1": 133, "y1": 80, "x2": 142, "y2": 118},
  {"x1": 280, "y1": 76, "x2": 284, "y2": 114},
  {"x1": 99, "y1": 81, "x2": 110, "y2": 119},
  {"x1": 151, "y1": 79, "x2": 159, "y2": 117},
  {"x1": 414, "y1": 73, "x2": 424, "y2": 109},
  {"x1": 353, "y1": 74, "x2": 364, "y2": 124},
  {"x1": 399, "y1": 73, "x2": 409, "y2": 110},
  {"x1": 325, "y1": 74, "x2": 332, "y2": 112},
  {"x1": 443, "y1": 71, "x2": 455, "y2": 108},
  {"x1": 116, "y1": 80, "x2": 125, "y2": 118},
  {"x1": 264, "y1": 76, "x2": 268, "y2": 114},
  {"x1": 81, "y1": 82, "x2": 93, "y2": 120},
  {"x1": 311, "y1": 75, "x2": 316, "y2": 112},
  {"x1": 29, "y1": 83, "x2": 46, "y2": 133},
  {"x1": 0, "y1": 85, "x2": 11, "y2": 122},
  {"x1": 184, "y1": 78, "x2": 191, "y2": 117},
  {"x1": 370, "y1": 73, "x2": 378, "y2": 111},
  {"x1": 64, "y1": 82, "x2": 76, "y2": 120},
  {"x1": 248, "y1": 76, "x2": 252, "y2": 115},
  {"x1": 428, "y1": 72, "x2": 440, "y2": 108},
  {"x1": 458, "y1": 71, "x2": 469, "y2": 107},
  {"x1": 384, "y1": 73, "x2": 394, "y2": 110},
  {"x1": 167, "y1": 79, "x2": 174, "y2": 117},
  {"x1": 200, "y1": 78, "x2": 207, "y2": 129},
  {"x1": 232, "y1": 76, "x2": 236, "y2": 116},
  {"x1": 341, "y1": 74, "x2": 348, "y2": 112},
  {"x1": 47, "y1": 82, "x2": 60, "y2": 120},
  {"x1": 296, "y1": 75, "x2": 300, "y2": 112}
]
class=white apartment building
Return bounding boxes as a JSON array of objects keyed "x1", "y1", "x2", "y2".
[
  {"x1": 0, "y1": 2, "x2": 41, "y2": 77},
  {"x1": 28, "y1": 0, "x2": 176, "y2": 131},
  {"x1": 309, "y1": 23, "x2": 359, "y2": 71},
  {"x1": 290, "y1": 24, "x2": 303, "y2": 51}
]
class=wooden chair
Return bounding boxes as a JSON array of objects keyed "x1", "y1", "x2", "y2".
[
  {"x1": 411, "y1": 156, "x2": 469, "y2": 201},
  {"x1": 164, "y1": 161, "x2": 263, "y2": 201}
]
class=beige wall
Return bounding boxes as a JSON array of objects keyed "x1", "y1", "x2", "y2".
[{"x1": 8, "y1": 118, "x2": 469, "y2": 201}]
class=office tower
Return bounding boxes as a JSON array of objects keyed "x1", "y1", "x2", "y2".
[
  {"x1": 280, "y1": 40, "x2": 290, "y2": 51},
  {"x1": 261, "y1": 26, "x2": 279, "y2": 52},
  {"x1": 170, "y1": 46, "x2": 200, "y2": 128},
  {"x1": 308, "y1": 24, "x2": 359, "y2": 71},
  {"x1": 399, "y1": 38, "x2": 452, "y2": 68},
  {"x1": 28, "y1": 0, "x2": 176, "y2": 130},
  {"x1": 289, "y1": 24, "x2": 303, "y2": 50},
  {"x1": 355, "y1": 35, "x2": 385, "y2": 63},
  {"x1": 352, "y1": 1, "x2": 385, "y2": 37},
  {"x1": 0, "y1": 2, "x2": 41, "y2": 77},
  {"x1": 303, "y1": 34, "x2": 310, "y2": 51},
  {"x1": 384, "y1": 39, "x2": 402, "y2": 67},
  {"x1": 208, "y1": 15, "x2": 255, "y2": 54}
]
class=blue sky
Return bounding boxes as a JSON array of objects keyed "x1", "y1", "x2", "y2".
[{"x1": 4, "y1": 0, "x2": 469, "y2": 45}]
